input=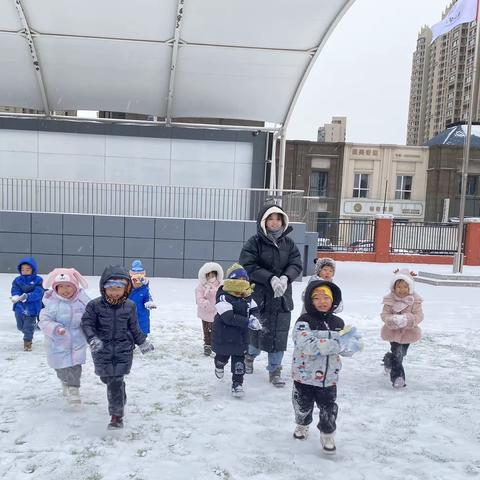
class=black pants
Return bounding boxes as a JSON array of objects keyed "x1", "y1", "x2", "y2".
[
  {"x1": 100, "y1": 376, "x2": 127, "y2": 417},
  {"x1": 292, "y1": 381, "x2": 338, "y2": 434},
  {"x1": 202, "y1": 321, "x2": 213, "y2": 346},
  {"x1": 383, "y1": 342, "x2": 410, "y2": 384},
  {"x1": 215, "y1": 354, "x2": 245, "y2": 386}
]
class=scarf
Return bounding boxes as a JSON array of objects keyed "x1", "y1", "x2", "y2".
[
  {"x1": 390, "y1": 293, "x2": 414, "y2": 313},
  {"x1": 223, "y1": 279, "x2": 254, "y2": 297}
]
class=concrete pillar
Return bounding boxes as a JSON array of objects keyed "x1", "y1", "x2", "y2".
[
  {"x1": 463, "y1": 218, "x2": 480, "y2": 266},
  {"x1": 374, "y1": 214, "x2": 393, "y2": 263}
]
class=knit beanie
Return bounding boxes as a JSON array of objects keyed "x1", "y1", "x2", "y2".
[
  {"x1": 130, "y1": 259, "x2": 145, "y2": 273},
  {"x1": 226, "y1": 263, "x2": 249, "y2": 281}
]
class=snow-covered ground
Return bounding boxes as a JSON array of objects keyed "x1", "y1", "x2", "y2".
[{"x1": 0, "y1": 262, "x2": 479, "y2": 480}]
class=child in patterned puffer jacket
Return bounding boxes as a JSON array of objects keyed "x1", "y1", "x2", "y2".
[
  {"x1": 39, "y1": 268, "x2": 90, "y2": 405},
  {"x1": 291, "y1": 280, "x2": 362, "y2": 455}
]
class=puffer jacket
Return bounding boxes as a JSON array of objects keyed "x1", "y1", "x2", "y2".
[
  {"x1": 292, "y1": 281, "x2": 346, "y2": 388},
  {"x1": 11, "y1": 257, "x2": 44, "y2": 317},
  {"x1": 239, "y1": 204, "x2": 302, "y2": 352},
  {"x1": 81, "y1": 265, "x2": 147, "y2": 377},
  {"x1": 39, "y1": 289, "x2": 90, "y2": 369},
  {"x1": 381, "y1": 291, "x2": 423, "y2": 344},
  {"x1": 128, "y1": 283, "x2": 153, "y2": 334},
  {"x1": 195, "y1": 262, "x2": 224, "y2": 323},
  {"x1": 212, "y1": 287, "x2": 258, "y2": 356}
]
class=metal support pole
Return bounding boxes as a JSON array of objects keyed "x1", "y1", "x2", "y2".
[
  {"x1": 454, "y1": 18, "x2": 480, "y2": 273},
  {"x1": 277, "y1": 129, "x2": 287, "y2": 206}
]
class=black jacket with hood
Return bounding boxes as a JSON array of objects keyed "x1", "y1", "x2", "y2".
[
  {"x1": 81, "y1": 265, "x2": 146, "y2": 377},
  {"x1": 239, "y1": 204, "x2": 302, "y2": 352}
]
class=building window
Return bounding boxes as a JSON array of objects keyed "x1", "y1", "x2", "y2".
[
  {"x1": 395, "y1": 175, "x2": 413, "y2": 200},
  {"x1": 353, "y1": 173, "x2": 369, "y2": 198},
  {"x1": 309, "y1": 171, "x2": 328, "y2": 197},
  {"x1": 467, "y1": 176, "x2": 478, "y2": 195}
]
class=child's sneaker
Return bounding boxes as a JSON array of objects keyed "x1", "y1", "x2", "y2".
[
  {"x1": 204, "y1": 345, "x2": 212, "y2": 356},
  {"x1": 215, "y1": 366, "x2": 224, "y2": 379},
  {"x1": 293, "y1": 424, "x2": 309, "y2": 440},
  {"x1": 107, "y1": 415, "x2": 124, "y2": 429},
  {"x1": 231, "y1": 384, "x2": 244, "y2": 398},
  {"x1": 67, "y1": 386, "x2": 81, "y2": 405},
  {"x1": 393, "y1": 377, "x2": 406, "y2": 388},
  {"x1": 320, "y1": 432, "x2": 336, "y2": 455}
]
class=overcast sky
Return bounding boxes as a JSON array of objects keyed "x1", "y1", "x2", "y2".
[{"x1": 288, "y1": 0, "x2": 449, "y2": 145}]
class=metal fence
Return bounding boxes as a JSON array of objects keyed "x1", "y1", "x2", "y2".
[
  {"x1": 391, "y1": 221, "x2": 461, "y2": 254},
  {"x1": 316, "y1": 218, "x2": 376, "y2": 252},
  {"x1": 0, "y1": 177, "x2": 306, "y2": 221}
]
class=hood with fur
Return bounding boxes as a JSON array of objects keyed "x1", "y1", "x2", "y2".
[{"x1": 197, "y1": 262, "x2": 224, "y2": 285}]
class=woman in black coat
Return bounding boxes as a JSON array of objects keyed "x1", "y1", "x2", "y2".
[{"x1": 239, "y1": 204, "x2": 302, "y2": 386}]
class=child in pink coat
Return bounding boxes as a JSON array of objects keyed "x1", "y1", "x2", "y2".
[
  {"x1": 381, "y1": 268, "x2": 423, "y2": 389},
  {"x1": 39, "y1": 268, "x2": 90, "y2": 404},
  {"x1": 195, "y1": 262, "x2": 224, "y2": 356}
]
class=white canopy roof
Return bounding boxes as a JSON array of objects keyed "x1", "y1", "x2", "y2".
[{"x1": 0, "y1": 0, "x2": 354, "y2": 127}]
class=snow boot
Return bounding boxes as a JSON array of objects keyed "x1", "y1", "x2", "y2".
[
  {"x1": 320, "y1": 432, "x2": 336, "y2": 455},
  {"x1": 269, "y1": 368, "x2": 286, "y2": 387},
  {"x1": 293, "y1": 424, "x2": 309, "y2": 440},
  {"x1": 215, "y1": 366, "x2": 224, "y2": 379},
  {"x1": 23, "y1": 341, "x2": 32, "y2": 352},
  {"x1": 231, "y1": 383, "x2": 244, "y2": 398},
  {"x1": 393, "y1": 377, "x2": 406, "y2": 389},
  {"x1": 61, "y1": 383, "x2": 68, "y2": 397},
  {"x1": 244, "y1": 354, "x2": 255, "y2": 374},
  {"x1": 67, "y1": 386, "x2": 81, "y2": 405},
  {"x1": 108, "y1": 415, "x2": 124, "y2": 430},
  {"x1": 204, "y1": 344, "x2": 212, "y2": 356}
]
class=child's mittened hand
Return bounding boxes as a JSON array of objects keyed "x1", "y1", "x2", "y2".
[
  {"x1": 392, "y1": 314, "x2": 407, "y2": 328},
  {"x1": 248, "y1": 315, "x2": 262, "y2": 331},
  {"x1": 10, "y1": 293, "x2": 27, "y2": 303},
  {"x1": 56, "y1": 326, "x2": 66, "y2": 336},
  {"x1": 88, "y1": 336, "x2": 104, "y2": 353},
  {"x1": 138, "y1": 339, "x2": 154, "y2": 354},
  {"x1": 145, "y1": 301, "x2": 157, "y2": 310}
]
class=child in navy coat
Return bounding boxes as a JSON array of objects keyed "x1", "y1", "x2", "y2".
[
  {"x1": 212, "y1": 263, "x2": 262, "y2": 398},
  {"x1": 128, "y1": 260, "x2": 156, "y2": 335},
  {"x1": 10, "y1": 257, "x2": 44, "y2": 351}
]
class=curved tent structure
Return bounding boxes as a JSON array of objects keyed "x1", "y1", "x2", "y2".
[{"x1": 0, "y1": 0, "x2": 355, "y2": 129}]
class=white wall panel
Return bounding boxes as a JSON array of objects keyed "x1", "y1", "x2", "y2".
[
  {"x1": 233, "y1": 163, "x2": 253, "y2": 186},
  {"x1": 0, "y1": 152, "x2": 38, "y2": 178},
  {"x1": 235, "y1": 142, "x2": 254, "y2": 164},
  {"x1": 105, "y1": 157, "x2": 170, "y2": 184},
  {"x1": 0, "y1": 129, "x2": 38, "y2": 152},
  {"x1": 39, "y1": 132, "x2": 105, "y2": 155},
  {"x1": 106, "y1": 136, "x2": 171, "y2": 159},
  {"x1": 171, "y1": 139, "x2": 235, "y2": 163},
  {"x1": 170, "y1": 161, "x2": 234, "y2": 188},
  {"x1": 38, "y1": 153, "x2": 105, "y2": 181}
]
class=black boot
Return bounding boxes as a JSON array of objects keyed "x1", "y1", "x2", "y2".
[{"x1": 108, "y1": 415, "x2": 124, "y2": 429}]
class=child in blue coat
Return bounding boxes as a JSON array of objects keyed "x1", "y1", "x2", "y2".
[
  {"x1": 10, "y1": 257, "x2": 44, "y2": 351},
  {"x1": 128, "y1": 260, "x2": 156, "y2": 334}
]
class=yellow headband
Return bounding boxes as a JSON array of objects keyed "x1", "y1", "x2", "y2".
[{"x1": 311, "y1": 285, "x2": 333, "y2": 301}]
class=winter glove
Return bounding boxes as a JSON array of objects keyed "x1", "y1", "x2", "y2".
[
  {"x1": 10, "y1": 293, "x2": 27, "y2": 303},
  {"x1": 248, "y1": 315, "x2": 262, "y2": 331},
  {"x1": 270, "y1": 276, "x2": 284, "y2": 298},
  {"x1": 279, "y1": 275, "x2": 289, "y2": 294},
  {"x1": 391, "y1": 314, "x2": 407, "y2": 328},
  {"x1": 55, "y1": 326, "x2": 66, "y2": 336},
  {"x1": 144, "y1": 301, "x2": 157, "y2": 310},
  {"x1": 338, "y1": 326, "x2": 363, "y2": 356},
  {"x1": 88, "y1": 336, "x2": 104, "y2": 353},
  {"x1": 138, "y1": 339, "x2": 154, "y2": 354}
]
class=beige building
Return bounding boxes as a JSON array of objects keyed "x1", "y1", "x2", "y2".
[
  {"x1": 340, "y1": 144, "x2": 429, "y2": 221},
  {"x1": 317, "y1": 116, "x2": 347, "y2": 143},
  {"x1": 407, "y1": 1, "x2": 478, "y2": 145}
]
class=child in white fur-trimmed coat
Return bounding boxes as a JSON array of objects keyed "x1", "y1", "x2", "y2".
[{"x1": 195, "y1": 262, "x2": 224, "y2": 356}]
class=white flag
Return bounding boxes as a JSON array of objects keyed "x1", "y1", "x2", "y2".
[{"x1": 431, "y1": 0, "x2": 478, "y2": 42}]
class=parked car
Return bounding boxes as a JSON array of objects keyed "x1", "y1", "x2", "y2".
[
  {"x1": 348, "y1": 240, "x2": 374, "y2": 252},
  {"x1": 317, "y1": 238, "x2": 333, "y2": 251}
]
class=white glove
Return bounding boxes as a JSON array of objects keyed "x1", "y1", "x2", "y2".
[
  {"x1": 270, "y1": 276, "x2": 284, "y2": 298},
  {"x1": 10, "y1": 293, "x2": 27, "y2": 303},
  {"x1": 279, "y1": 275, "x2": 288, "y2": 294},
  {"x1": 392, "y1": 314, "x2": 407, "y2": 328},
  {"x1": 88, "y1": 336, "x2": 104, "y2": 353},
  {"x1": 138, "y1": 339, "x2": 154, "y2": 354},
  {"x1": 248, "y1": 315, "x2": 262, "y2": 331},
  {"x1": 145, "y1": 301, "x2": 157, "y2": 310}
]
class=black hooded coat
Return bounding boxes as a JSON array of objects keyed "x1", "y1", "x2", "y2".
[
  {"x1": 239, "y1": 204, "x2": 302, "y2": 352},
  {"x1": 81, "y1": 265, "x2": 146, "y2": 377}
]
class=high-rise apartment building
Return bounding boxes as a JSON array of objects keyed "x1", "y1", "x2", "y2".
[
  {"x1": 317, "y1": 116, "x2": 347, "y2": 142},
  {"x1": 406, "y1": 1, "x2": 478, "y2": 146}
]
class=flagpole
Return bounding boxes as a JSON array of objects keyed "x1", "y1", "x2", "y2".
[{"x1": 453, "y1": 3, "x2": 480, "y2": 273}]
